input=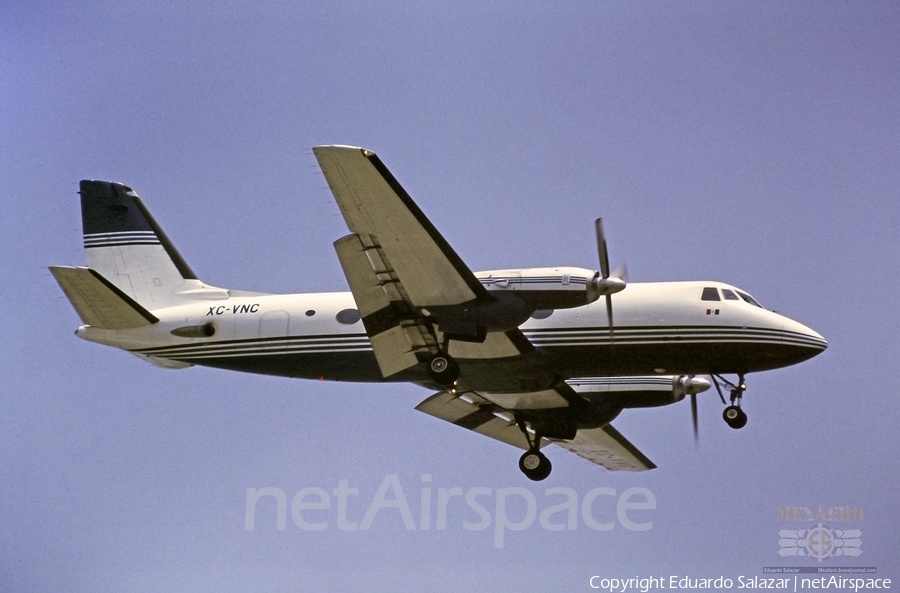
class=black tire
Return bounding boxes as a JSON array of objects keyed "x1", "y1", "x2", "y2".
[
  {"x1": 723, "y1": 405, "x2": 747, "y2": 429},
  {"x1": 519, "y1": 450, "x2": 552, "y2": 481},
  {"x1": 427, "y1": 354, "x2": 459, "y2": 385}
]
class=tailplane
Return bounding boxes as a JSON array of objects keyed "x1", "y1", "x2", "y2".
[{"x1": 48, "y1": 266, "x2": 158, "y2": 329}]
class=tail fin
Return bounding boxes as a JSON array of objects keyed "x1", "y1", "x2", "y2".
[{"x1": 79, "y1": 181, "x2": 221, "y2": 307}]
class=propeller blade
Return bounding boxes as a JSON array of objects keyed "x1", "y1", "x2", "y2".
[
  {"x1": 595, "y1": 218, "x2": 625, "y2": 342},
  {"x1": 612, "y1": 263, "x2": 628, "y2": 283},
  {"x1": 595, "y1": 218, "x2": 610, "y2": 278},
  {"x1": 691, "y1": 393, "x2": 699, "y2": 444},
  {"x1": 605, "y1": 294, "x2": 614, "y2": 342}
]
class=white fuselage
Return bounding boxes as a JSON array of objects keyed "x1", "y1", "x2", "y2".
[{"x1": 75, "y1": 278, "x2": 826, "y2": 388}]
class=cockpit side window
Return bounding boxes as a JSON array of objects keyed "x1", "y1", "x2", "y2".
[
  {"x1": 736, "y1": 291, "x2": 763, "y2": 308},
  {"x1": 701, "y1": 287, "x2": 721, "y2": 301},
  {"x1": 722, "y1": 289, "x2": 740, "y2": 300}
]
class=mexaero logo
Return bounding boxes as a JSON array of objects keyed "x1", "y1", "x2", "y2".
[{"x1": 777, "y1": 506, "x2": 863, "y2": 562}]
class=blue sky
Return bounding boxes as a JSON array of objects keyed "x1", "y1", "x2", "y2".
[{"x1": 2, "y1": 2, "x2": 898, "y2": 591}]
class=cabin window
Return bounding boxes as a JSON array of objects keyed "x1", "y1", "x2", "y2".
[
  {"x1": 701, "y1": 287, "x2": 721, "y2": 301},
  {"x1": 336, "y1": 308, "x2": 361, "y2": 324},
  {"x1": 531, "y1": 309, "x2": 554, "y2": 320},
  {"x1": 722, "y1": 289, "x2": 740, "y2": 300},
  {"x1": 305, "y1": 309, "x2": 316, "y2": 317}
]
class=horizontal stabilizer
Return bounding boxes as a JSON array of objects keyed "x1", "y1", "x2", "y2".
[{"x1": 49, "y1": 266, "x2": 158, "y2": 329}]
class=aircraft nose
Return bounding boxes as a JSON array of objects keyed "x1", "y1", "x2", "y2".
[{"x1": 780, "y1": 316, "x2": 828, "y2": 354}]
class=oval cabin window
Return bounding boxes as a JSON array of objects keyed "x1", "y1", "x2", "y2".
[{"x1": 336, "y1": 308, "x2": 361, "y2": 324}]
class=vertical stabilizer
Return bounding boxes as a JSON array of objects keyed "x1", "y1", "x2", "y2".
[{"x1": 80, "y1": 181, "x2": 217, "y2": 308}]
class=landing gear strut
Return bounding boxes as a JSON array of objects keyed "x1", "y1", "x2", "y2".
[
  {"x1": 517, "y1": 420, "x2": 552, "y2": 481},
  {"x1": 713, "y1": 373, "x2": 748, "y2": 429}
]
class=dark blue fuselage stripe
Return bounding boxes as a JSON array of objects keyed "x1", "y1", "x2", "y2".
[{"x1": 132, "y1": 325, "x2": 824, "y2": 366}]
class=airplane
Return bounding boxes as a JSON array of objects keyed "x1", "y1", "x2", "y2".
[{"x1": 50, "y1": 145, "x2": 827, "y2": 480}]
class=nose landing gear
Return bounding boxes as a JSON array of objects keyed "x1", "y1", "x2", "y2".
[
  {"x1": 713, "y1": 374, "x2": 748, "y2": 429},
  {"x1": 723, "y1": 404, "x2": 747, "y2": 429}
]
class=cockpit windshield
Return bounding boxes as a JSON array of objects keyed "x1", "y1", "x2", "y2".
[{"x1": 702, "y1": 286, "x2": 764, "y2": 308}]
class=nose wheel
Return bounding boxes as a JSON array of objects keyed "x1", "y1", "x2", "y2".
[
  {"x1": 723, "y1": 405, "x2": 747, "y2": 429},
  {"x1": 713, "y1": 374, "x2": 748, "y2": 429}
]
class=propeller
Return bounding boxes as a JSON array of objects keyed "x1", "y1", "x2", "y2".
[
  {"x1": 592, "y1": 218, "x2": 627, "y2": 338},
  {"x1": 677, "y1": 376, "x2": 711, "y2": 445},
  {"x1": 691, "y1": 393, "x2": 699, "y2": 444}
]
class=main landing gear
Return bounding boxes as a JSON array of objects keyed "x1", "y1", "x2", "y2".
[
  {"x1": 426, "y1": 352, "x2": 459, "y2": 385},
  {"x1": 424, "y1": 326, "x2": 461, "y2": 386},
  {"x1": 517, "y1": 420, "x2": 552, "y2": 481},
  {"x1": 713, "y1": 374, "x2": 748, "y2": 429}
]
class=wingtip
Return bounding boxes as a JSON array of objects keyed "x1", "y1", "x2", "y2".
[{"x1": 312, "y1": 144, "x2": 375, "y2": 157}]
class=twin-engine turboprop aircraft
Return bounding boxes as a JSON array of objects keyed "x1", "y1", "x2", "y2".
[{"x1": 51, "y1": 146, "x2": 827, "y2": 480}]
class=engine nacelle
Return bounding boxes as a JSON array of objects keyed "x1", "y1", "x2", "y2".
[
  {"x1": 475, "y1": 267, "x2": 602, "y2": 310},
  {"x1": 569, "y1": 375, "x2": 712, "y2": 415}
]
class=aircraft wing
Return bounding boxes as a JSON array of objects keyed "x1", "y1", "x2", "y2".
[
  {"x1": 415, "y1": 389, "x2": 655, "y2": 472},
  {"x1": 314, "y1": 145, "x2": 487, "y2": 308},
  {"x1": 317, "y1": 145, "x2": 654, "y2": 471},
  {"x1": 552, "y1": 424, "x2": 656, "y2": 471},
  {"x1": 316, "y1": 145, "x2": 533, "y2": 379}
]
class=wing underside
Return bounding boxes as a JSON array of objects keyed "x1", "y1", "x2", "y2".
[{"x1": 415, "y1": 388, "x2": 656, "y2": 472}]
